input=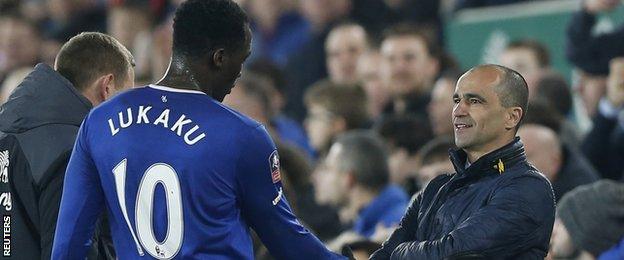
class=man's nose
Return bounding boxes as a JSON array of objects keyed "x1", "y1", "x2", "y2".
[{"x1": 453, "y1": 101, "x2": 468, "y2": 117}]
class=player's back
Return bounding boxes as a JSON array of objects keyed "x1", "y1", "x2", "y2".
[{"x1": 85, "y1": 85, "x2": 262, "y2": 259}]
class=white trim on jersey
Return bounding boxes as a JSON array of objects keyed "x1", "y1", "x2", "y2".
[{"x1": 148, "y1": 84, "x2": 207, "y2": 95}]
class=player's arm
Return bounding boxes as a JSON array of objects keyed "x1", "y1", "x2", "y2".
[
  {"x1": 236, "y1": 125, "x2": 345, "y2": 260},
  {"x1": 51, "y1": 118, "x2": 105, "y2": 260},
  {"x1": 388, "y1": 175, "x2": 555, "y2": 259}
]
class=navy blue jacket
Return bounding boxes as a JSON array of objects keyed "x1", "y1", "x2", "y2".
[{"x1": 370, "y1": 137, "x2": 555, "y2": 259}]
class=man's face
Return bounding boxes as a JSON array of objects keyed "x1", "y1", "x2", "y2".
[
  {"x1": 223, "y1": 83, "x2": 269, "y2": 125},
  {"x1": 574, "y1": 70, "x2": 606, "y2": 118},
  {"x1": 452, "y1": 68, "x2": 514, "y2": 155},
  {"x1": 215, "y1": 25, "x2": 252, "y2": 102},
  {"x1": 312, "y1": 144, "x2": 348, "y2": 205},
  {"x1": 499, "y1": 47, "x2": 542, "y2": 96},
  {"x1": 381, "y1": 36, "x2": 437, "y2": 96},
  {"x1": 357, "y1": 52, "x2": 389, "y2": 118},
  {"x1": 326, "y1": 26, "x2": 368, "y2": 85},
  {"x1": 428, "y1": 78, "x2": 456, "y2": 136},
  {"x1": 0, "y1": 18, "x2": 40, "y2": 71},
  {"x1": 305, "y1": 104, "x2": 337, "y2": 152},
  {"x1": 550, "y1": 218, "x2": 577, "y2": 258}
]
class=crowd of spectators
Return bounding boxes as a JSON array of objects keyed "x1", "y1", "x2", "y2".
[{"x1": 1, "y1": 0, "x2": 623, "y2": 259}]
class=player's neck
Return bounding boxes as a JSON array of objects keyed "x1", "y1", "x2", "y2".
[{"x1": 156, "y1": 57, "x2": 208, "y2": 94}]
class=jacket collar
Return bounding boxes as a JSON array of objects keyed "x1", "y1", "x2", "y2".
[{"x1": 449, "y1": 137, "x2": 527, "y2": 178}]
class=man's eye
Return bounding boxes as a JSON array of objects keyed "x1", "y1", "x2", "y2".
[
  {"x1": 453, "y1": 98, "x2": 460, "y2": 104},
  {"x1": 470, "y1": 99, "x2": 481, "y2": 104}
]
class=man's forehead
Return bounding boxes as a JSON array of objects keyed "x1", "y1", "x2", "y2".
[{"x1": 455, "y1": 67, "x2": 503, "y2": 94}]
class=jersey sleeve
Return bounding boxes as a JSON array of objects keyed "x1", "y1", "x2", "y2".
[
  {"x1": 235, "y1": 125, "x2": 345, "y2": 260},
  {"x1": 51, "y1": 116, "x2": 105, "y2": 259}
]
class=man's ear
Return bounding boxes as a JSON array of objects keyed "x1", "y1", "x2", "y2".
[
  {"x1": 505, "y1": 107, "x2": 523, "y2": 130},
  {"x1": 212, "y1": 48, "x2": 226, "y2": 69}
]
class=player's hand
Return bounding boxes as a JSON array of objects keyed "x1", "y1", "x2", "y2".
[
  {"x1": 583, "y1": 0, "x2": 620, "y2": 14},
  {"x1": 606, "y1": 57, "x2": 624, "y2": 108}
]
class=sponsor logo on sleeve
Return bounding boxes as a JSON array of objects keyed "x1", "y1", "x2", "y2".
[{"x1": 268, "y1": 151, "x2": 283, "y2": 205}]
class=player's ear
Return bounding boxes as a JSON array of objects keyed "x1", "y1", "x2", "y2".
[{"x1": 212, "y1": 48, "x2": 226, "y2": 69}]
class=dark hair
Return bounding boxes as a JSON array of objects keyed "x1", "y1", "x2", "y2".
[
  {"x1": 235, "y1": 71, "x2": 274, "y2": 117},
  {"x1": 506, "y1": 39, "x2": 550, "y2": 68},
  {"x1": 535, "y1": 71, "x2": 573, "y2": 116},
  {"x1": 247, "y1": 59, "x2": 286, "y2": 94},
  {"x1": 304, "y1": 80, "x2": 369, "y2": 130},
  {"x1": 334, "y1": 130, "x2": 390, "y2": 191},
  {"x1": 382, "y1": 23, "x2": 441, "y2": 60},
  {"x1": 375, "y1": 115, "x2": 433, "y2": 155},
  {"x1": 55, "y1": 32, "x2": 134, "y2": 91},
  {"x1": 522, "y1": 100, "x2": 563, "y2": 133},
  {"x1": 419, "y1": 137, "x2": 455, "y2": 166},
  {"x1": 172, "y1": 0, "x2": 249, "y2": 59}
]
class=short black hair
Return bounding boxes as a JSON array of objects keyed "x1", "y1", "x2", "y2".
[
  {"x1": 419, "y1": 137, "x2": 455, "y2": 166},
  {"x1": 522, "y1": 100, "x2": 563, "y2": 133},
  {"x1": 172, "y1": 0, "x2": 249, "y2": 59},
  {"x1": 535, "y1": 71, "x2": 573, "y2": 116},
  {"x1": 382, "y1": 23, "x2": 441, "y2": 60},
  {"x1": 375, "y1": 115, "x2": 433, "y2": 155},
  {"x1": 506, "y1": 39, "x2": 550, "y2": 68},
  {"x1": 55, "y1": 32, "x2": 134, "y2": 91}
]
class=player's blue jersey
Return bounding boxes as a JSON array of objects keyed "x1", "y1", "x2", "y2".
[{"x1": 52, "y1": 85, "x2": 345, "y2": 260}]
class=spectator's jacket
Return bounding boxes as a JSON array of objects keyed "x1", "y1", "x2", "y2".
[
  {"x1": 353, "y1": 184, "x2": 408, "y2": 238},
  {"x1": 581, "y1": 100, "x2": 624, "y2": 180},
  {"x1": 566, "y1": 9, "x2": 624, "y2": 75},
  {"x1": 0, "y1": 63, "x2": 109, "y2": 259},
  {"x1": 370, "y1": 137, "x2": 555, "y2": 260},
  {"x1": 552, "y1": 144, "x2": 600, "y2": 201}
]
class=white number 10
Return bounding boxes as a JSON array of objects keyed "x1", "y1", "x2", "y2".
[{"x1": 113, "y1": 159, "x2": 184, "y2": 259}]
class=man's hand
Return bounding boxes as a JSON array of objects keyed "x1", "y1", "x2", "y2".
[
  {"x1": 606, "y1": 57, "x2": 624, "y2": 108},
  {"x1": 583, "y1": 0, "x2": 620, "y2": 14}
]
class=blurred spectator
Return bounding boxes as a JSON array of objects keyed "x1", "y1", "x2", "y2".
[
  {"x1": 581, "y1": 57, "x2": 624, "y2": 180},
  {"x1": 357, "y1": 50, "x2": 390, "y2": 120},
  {"x1": 574, "y1": 69, "x2": 608, "y2": 118},
  {"x1": 551, "y1": 180, "x2": 624, "y2": 259},
  {"x1": 283, "y1": 0, "x2": 351, "y2": 121},
  {"x1": 45, "y1": 0, "x2": 107, "y2": 42},
  {"x1": 278, "y1": 142, "x2": 343, "y2": 242},
  {"x1": 312, "y1": 131, "x2": 408, "y2": 240},
  {"x1": 246, "y1": 0, "x2": 310, "y2": 67},
  {"x1": 518, "y1": 124, "x2": 599, "y2": 201},
  {"x1": 246, "y1": 59, "x2": 316, "y2": 159},
  {"x1": 325, "y1": 22, "x2": 369, "y2": 86},
  {"x1": 375, "y1": 115, "x2": 433, "y2": 195},
  {"x1": 108, "y1": 1, "x2": 160, "y2": 83},
  {"x1": 566, "y1": 0, "x2": 624, "y2": 76},
  {"x1": 224, "y1": 71, "x2": 315, "y2": 159},
  {"x1": 380, "y1": 23, "x2": 440, "y2": 117},
  {"x1": 416, "y1": 137, "x2": 455, "y2": 192},
  {"x1": 534, "y1": 71, "x2": 573, "y2": 117},
  {"x1": 524, "y1": 100, "x2": 584, "y2": 152},
  {"x1": 304, "y1": 81, "x2": 369, "y2": 156},
  {"x1": 0, "y1": 15, "x2": 41, "y2": 84},
  {"x1": 499, "y1": 39, "x2": 550, "y2": 96},
  {"x1": 350, "y1": 0, "x2": 441, "y2": 42},
  {"x1": 1, "y1": 68, "x2": 31, "y2": 103},
  {"x1": 428, "y1": 70, "x2": 462, "y2": 137},
  {"x1": 223, "y1": 72, "x2": 273, "y2": 126}
]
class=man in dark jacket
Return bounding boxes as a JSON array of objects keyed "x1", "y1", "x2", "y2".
[
  {"x1": 0, "y1": 32, "x2": 134, "y2": 259},
  {"x1": 370, "y1": 64, "x2": 555, "y2": 259}
]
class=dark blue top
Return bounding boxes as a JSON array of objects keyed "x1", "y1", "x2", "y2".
[
  {"x1": 51, "y1": 85, "x2": 344, "y2": 259},
  {"x1": 353, "y1": 185, "x2": 408, "y2": 238}
]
